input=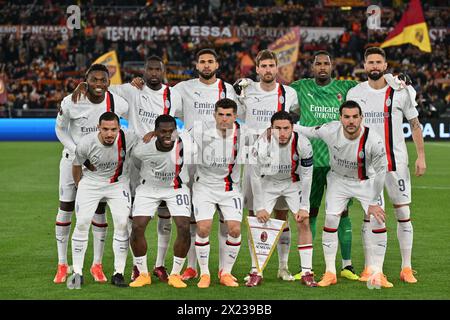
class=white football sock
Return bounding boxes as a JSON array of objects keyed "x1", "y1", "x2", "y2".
[
  {"x1": 298, "y1": 244, "x2": 313, "y2": 274},
  {"x1": 322, "y1": 215, "x2": 340, "y2": 274},
  {"x1": 368, "y1": 217, "x2": 387, "y2": 274},
  {"x1": 112, "y1": 229, "x2": 129, "y2": 275},
  {"x1": 248, "y1": 236, "x2": 259, "y2": 274},
  {"x1": 186, "y1": 223, "x2": 198, "y2": 269},
  {"x1": 71, "y1": 227, "x2": 89, "y2": 275},
  {"x1": 55, "y1": 209, "x2": 72, "y2": 264},
  {"x1": 156, "y1": 216, "x2": 172, "y2": 268},
  {"x1": 218, "y1": 219, "x2": 228, "y2": 271},
  {"x1": 222, "y1": 234, "x2": 241, "y2": 274},
  {"x1": 361, "y1": 218, "x2": 371, "y2": 268},
  {"x1": 171, "y1": 256, "x2": 186, "y2": 275},
  {"x1": 134, "y1": 255, "x2": 148, "y2": 274},
  {"x1": 395, "y1": 206, "x2": 413, "y2": 269},
  {"x1": 195, "y1": 235, "x2": 210, "y2": 276},
  {"x1": 92, "y1": 212, "x2": 107, "y2": 265},
  {"x1": 277, "y1": 225, "x2": 291, "y2": 270}
]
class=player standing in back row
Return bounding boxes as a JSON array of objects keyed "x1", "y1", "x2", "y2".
[
  {"x1": 71, "y1": 56, "x2": 183, "y2": 283},
  {"x1": 346, "y1": 47, "x2": 426, "y2": 283},
  {"x1": 133, "y1": 49, "x2": 237, "y2": 280},
  {"x1": 234, "y1": 49, "x2": 299, "y2": 283},
  {"x1": 290, "y1": 51, "x2": 359, "y2": 281},
  {"x1": 54, "y1": 64, "x2": 129, "y2": 284}
]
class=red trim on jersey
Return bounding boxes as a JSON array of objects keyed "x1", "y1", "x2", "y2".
[
  {"x1": 106, "y1": 91, "x2": 111, "y2": 112},
  {"x1": 323, "y1": 227, "x2": 338, "y2": 233},
  {"x1": 291, "y1": 132, "x2": 300, "y2": 182},
  {"x1": 277, "y1": 84, "x2": 286, "y2": 111},
  {"x1": 172, "y1": 138, "x2": 183, "y2": 189},
  {"x1": 298, "y1": 245, "x2": 313, "y2": 250},
  {"x1": 383, "y1": 87, "x2": 396, "y2": 171},
  {"x1": 372, "y1": 228, "x2": 387, "y2": 233},
  {"x1": 357, "y1": 127, "x2": 370, "y2": 180},
  {"x1": 163, "y1": 85, "x2": 171, "y2": 115},
  {"x1": 224, "y1": 122, "x2": 239, "y2": 191},
  {"x1": 218, "y1": 79, "x2": 226, "y2": 100},
  {"x1": 110, "y1": 131, "x2": 124, "y2": 183}
]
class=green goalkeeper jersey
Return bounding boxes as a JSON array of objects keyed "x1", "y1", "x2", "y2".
[{"x1": 290, "y1": 78, "x2": 358, "y2": 167}]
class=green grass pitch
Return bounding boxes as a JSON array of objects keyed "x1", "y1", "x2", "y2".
[{"x1": 0, "y1": 141, "x2": 449, "y2": 300}]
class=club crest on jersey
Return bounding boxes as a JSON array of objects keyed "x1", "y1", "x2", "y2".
[
  {"x1": 260, "y1": 231, "x2": 268, "y2": 243},
  {"x1": 165, "y1": 100, "x2": 171, "y2": 108},
  {"x1": 292, "y1": 154, "x2": 299, "y2": 161},
  {"x1": 279, "y1": 96, "x2": 285, "y2": 104},
  {"x1": 386, "y1": 97, "x2": 392, "y2": 106},
  {"x1": 337, "y1": 93, "x2": 342, "y2": 102},
  {"x1": 220, "y1": 91, "x2": 226, "y2": 99},
  {"x1": 120, "y1": 150, "x2": 126, "y2": 158},
  {"x1": 358, "y1": 151, "x2": 365, "y2": 159}
]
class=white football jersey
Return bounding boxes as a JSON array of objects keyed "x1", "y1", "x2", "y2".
[
  {"x1": 252, "y1": 131, "x2": 313, "y2": 182},
  {"x1": 191, "y1": 122, "x2": 248, "y2": 191},
  {"x1": 131, "y1": 132, "x2": 196, "y2": 188},
  {"x1": 347, "y1": 82, "x2": 418, "y2": 169},
  {"x1": 110, "y1": 83, "x2": 182, "y2": 136},
  {"x1": 238, "y1": 80, "x2": 299, "y2": 133},
  {"x1": 298, "y1": 121, "x2": 387, "y2": 180},
  {"x1": 174, "y1": 78, "x2": 236, "y2": 130},
  {"x1": 56, "y1": 92, "x2": 129, "y2": 158},
  {"x1": 74, "y1": 129, "x2": 137, "y2": 184}
]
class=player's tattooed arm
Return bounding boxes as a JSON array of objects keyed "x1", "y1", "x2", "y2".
[
  {"x1": 409, "y1": 117, "x2": 426, "y2": 177},
  {"x1": 408, "y1": 117, "x2": 421, "y2": 131}
]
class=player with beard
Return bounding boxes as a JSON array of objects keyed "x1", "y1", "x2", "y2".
[
  {"x1": 233, "y1": 50, "x2": 299, "y2": 285},
  {"x1": 290, "y1": 51, "x2": 359, "y2": 281},
  {"x1": 297, "y1": 101, "x2": 391, "y2": 288},
  {"x1": 131, "y1": 49, "x2": 236, "y2": 281},
  {"x1": 67, "y1": 112, "x2": 137, "y2": 289},
  {"x1": 347, "y1": 47, "x2": 426, "y2": 283},
  {"x1": 249, "y1": 111, "x2": 316, "y2": 288},
  {"x1": 71, "y1": 56, "x2": 182, "y2": 283},
  {"x1": 54, "y1": 64, "x2": 129, "y2": 284}
]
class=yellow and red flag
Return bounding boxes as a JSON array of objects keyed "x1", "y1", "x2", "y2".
[
  {"x1": 381, "y1": 0, "x2": 431, "y2": 52},
  {"x1": 268, "y1": 27, "x2": 301, "y2": 84},
  {"x1": 93, "y1": 50, "x2": 122, "y2": 84}
]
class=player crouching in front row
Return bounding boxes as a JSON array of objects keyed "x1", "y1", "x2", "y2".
[
  {"x1": 298, "y1": 100, "x2": 393, "y2": 288},
  {"x1": 67, "y1": 112, "x2": 137, "y2": 289},
  {"x1": 247, "y1": 111, "x2": 317, "y2": 287},
  {"x1": 191, "y1": 98, "x2": 246, "y2": 288},
  {"x1": 129, "y1": 115, "x2": 196, "y2": 289}
]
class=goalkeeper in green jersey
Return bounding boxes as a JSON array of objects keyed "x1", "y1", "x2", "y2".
[{"x1": 290, "y1": 51, "x2": 359, "y2": 281}]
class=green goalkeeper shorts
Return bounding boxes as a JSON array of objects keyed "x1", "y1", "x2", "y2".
[{"x1": 310, "y1": 167, "x2": 330, "y2": 209}]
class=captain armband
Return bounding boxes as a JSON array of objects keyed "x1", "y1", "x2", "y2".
[{"x1": 301, "y1": 156, "x2": 313, "y2": 167}]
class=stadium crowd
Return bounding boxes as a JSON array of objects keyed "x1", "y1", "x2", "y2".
[{"x1": 0, "y1": 0, "x2": 448, "y2": 118}]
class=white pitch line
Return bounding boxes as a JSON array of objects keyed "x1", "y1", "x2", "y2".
[
  {"x1": 426, "y1": 143, "x2": 450, "y2": 148},
  {"x1": 413, "y1": 186, "x2": 450, "y2": 190}
]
